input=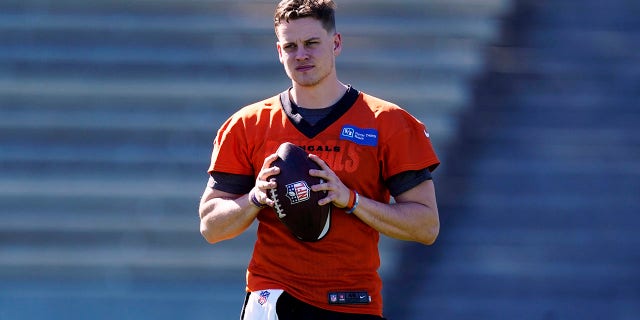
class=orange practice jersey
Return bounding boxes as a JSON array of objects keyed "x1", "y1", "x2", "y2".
[{"x1": 208, "y1": 90, "x2": 439, "y2": 316}]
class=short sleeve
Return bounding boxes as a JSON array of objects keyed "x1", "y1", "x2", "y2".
[
  {"x1": 378, "y1": 108, "x2": 440, "y2": 180},
  {"x1": 208, "y1": 113, "x2": 254, "y2": 176}
]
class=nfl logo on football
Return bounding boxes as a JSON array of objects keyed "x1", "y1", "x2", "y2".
[{"x1": 285, "y1": 181, "x2": 311, "y2": 204}]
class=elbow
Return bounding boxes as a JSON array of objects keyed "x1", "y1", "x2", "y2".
[
  {"x1": 200, "y1": 217, "x2": 238, "y2": 245},
  {"x1": 416, "y1": 217, "x2": 439, "y2": 245},
  {"x1": 200, "y1": 220, "x2": 223, "y2": 245},
  {"x1": 199, "y1": 205, "x2": 223, "y2": 244},
  {"x1": 199, "y1": 210, "x2": 215, "y2": 244},
  {"x1": 200, "y1": 224, "x2": 216, "y2": 244},
  {"x1": 420, "y1": 224, "x2": 439, "y2": 245}
]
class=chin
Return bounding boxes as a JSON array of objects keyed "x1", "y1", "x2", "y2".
[{"x1": 293, "y1": 74, "x2": 330, "y2": 88}]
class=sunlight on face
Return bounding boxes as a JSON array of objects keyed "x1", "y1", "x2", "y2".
[{"x1": 276, "y1": 17, "x2": 341, "y2": 88}]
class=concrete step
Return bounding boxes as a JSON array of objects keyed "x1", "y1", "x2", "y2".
[
  {"x1": 0, "y1": 147, "x2": 209, "y2": 169},
  {"x1": 0, "y1": 190, "x2": 197, "y2": 217},
  {"x1": 0, "y1": 129, "x2": 211, "y2": 164},
  {"x1": 0, "y1": 103, "x2": 226, "y2": 132},
  {"x1": 0, "y1": 77, "x2": 285, "y2": 100},
  {"x1": 0, "y1": 109, "x2": 456, "y2": 158},
  {"x1": 0, "y1": 212, "x2": 197, "y2": 235},
  {"x1": 0, "y1": 73, "x2": 471, "y2": 112},
  {"x1": 0, "y1": 79, "x2": 467, "y2": 146},
  {"x1": 439, "y1": 191, "x2": 639, "y2": 219},
  {"x1": 0, "y1": 275, "x2": 247, "y2": 320},
  {"x1": 0, "y1": 244, "x2": 252, "y2": 275},
  {"x1": 484, "y1": 47, "x2": 640, "y2": 76},
  {"x1": 463, "y1": 174, "x2": 638, "y2": 200},
  {"x1": 0, "y1": 77, "x2": 465, "y2": 107},
  {"x1": 0, "y1": 177, "x2": 201, "y2": 198},
  {"x1": 525, "y1": 1, "x2": 640, "y2": 29},
  {"x1": 409, "y1": 275, "x2": 637, "y2": 319},
  {"x1": 0, "y1": 0, "x2": 512, "y2": 18},
  {"x1": 480, "y1": 91, "x2": 639, "y2": 113},
  {"x1": 429, "y1": 242, "x2": 639, "y2": 278},
  {"x1": 470, "y1": 107, "x2": 639, "y2": 130},
  {"x1": 0, "y1": 45, "x2": 484, "y2": 79},
  {"x1": 445, "y1": 202, "x2": 640, "y2": 230},
  {"x1": 0, "y1": 208, "x2": 402, "y2": 280},
  {"x1": 476, "y1": 65, "x2": 640, "y2": 92},
  {"x1": 522, "y1": 28, "x2": 640, "y2": 50},
  {"x1": 464, "y1": 126, "x2": 640, "y2": 150},
  {"x1": 0, "y1": 10, "x2": 502, "y2": 46}
]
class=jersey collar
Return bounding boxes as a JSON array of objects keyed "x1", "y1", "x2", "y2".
[{"x1": 279, "y1": 86, "x2": 360, "y2": 139}]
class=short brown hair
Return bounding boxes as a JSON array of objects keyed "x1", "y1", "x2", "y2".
[{"x1": 274, "y1": 0, "x2": 337, "y2": 33}]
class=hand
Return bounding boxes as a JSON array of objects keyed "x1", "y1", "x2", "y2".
[
  {"x1": 249, "y1": 153, "x2": 280, "y2": 208},
  {"x1": 308, "y1": 154, "x2": 351, "y2": 208}
]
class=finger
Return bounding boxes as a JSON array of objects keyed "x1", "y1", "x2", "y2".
[
  {"x1": 259, "y1": 190, "x2": 275, "y2": 207},
  {"x1": 311, "y1": 182, "x2": 331, "y2": 192},
  {"x1": 264, "y1": 196, "x2": 275, "y2": 207},
  {"x1": 256, "y1": 179, "x2": 274, "y2": 191},
  {"x1": 261, "y1": 153, "x2": 279, "y2": 169},
  {"x1": 317, "y1": 193, "x2": 336, "y2": 206},
  {"x1": 252, "y1": 186, "x2": 275, "y2": 207},
  {"x1": 309, "y1": 168, "x2": 326, "y2": 179},
  {"x1": 308, "y1": 154, "x2": 329, "y2": 170},
  {"x1": 259, "y1": 166, "x2": 280, "y2": 180}
]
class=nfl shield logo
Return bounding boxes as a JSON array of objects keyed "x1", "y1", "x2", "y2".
[
  {"x1": 258, "y1": 290, "x2": 270, "y2": 305},
  {"x1": 285, "y1": 181, "x2": 311, "y2": 204}
]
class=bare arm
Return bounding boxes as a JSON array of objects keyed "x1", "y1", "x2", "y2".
[
  {"x1": 198, "y1": 187, "x2": 257, "y2": 244},
  {"x1": 349, "y1": 179, "x2": 439, "y2": 244},
  {"x1": 309, "y1": 154, "x2": 439, "y2": 245},
  {"x1": 198, "y1": 154, "x2": 280, "y2": 244}
]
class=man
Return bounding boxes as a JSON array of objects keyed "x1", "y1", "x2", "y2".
[{"x1": 199, "y1": 0, "x2": 440, "y2": 319}]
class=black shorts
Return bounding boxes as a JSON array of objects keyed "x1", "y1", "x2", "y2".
[{"x1": 240, "y1": 291, "x2": 386, "y2": 320}]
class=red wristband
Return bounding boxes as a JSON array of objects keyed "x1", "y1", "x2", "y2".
[
  {"x1": 345, "y1": 189, "x2": 356, "y2": 210},
  {"x1": 346, "y1": 191, "x2": 359, "y2": 214}
]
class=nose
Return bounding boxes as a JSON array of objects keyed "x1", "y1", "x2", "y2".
[{"x1": 294, "y1": 46, "x2": 309, "y2": 61}]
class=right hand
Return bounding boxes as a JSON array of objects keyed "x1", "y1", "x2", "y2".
[{"x1": 249, "y1": 153, "x2": 280, "y2": 208}]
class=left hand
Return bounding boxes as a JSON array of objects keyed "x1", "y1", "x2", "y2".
[{"x1": 307, "y1": 154, "x2": 351, "y2": 208}]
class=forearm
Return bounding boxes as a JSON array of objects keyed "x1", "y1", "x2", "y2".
[
  {"x1": 200, "y1": 155, "x2": 279, "y2": 244},
  {"x1": 199, "y1": 194, "x2": 259, "y2": 244},
  {"x1": 352, "y1": 195, "x2": 439, "y2": 245},
  {"x1": 307, "y1": 154, "x2": 440, "y2": 245}
]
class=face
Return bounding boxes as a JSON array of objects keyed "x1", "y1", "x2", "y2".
[{"x1": 276, "y1": 17, "x2": 341, "y2": 88}]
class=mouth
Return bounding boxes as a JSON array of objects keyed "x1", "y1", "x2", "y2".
[{"x1": 295, "y1": 65, "x2": 314, "y2": 72}]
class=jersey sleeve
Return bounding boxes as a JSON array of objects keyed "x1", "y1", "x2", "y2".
[
  {"x1": 207, "y1": 95, "x2": 281, "y2": 177},
  {"x1": 378, "y1": 108, "x2": 440, "y2": 180},
  {"x1": 208, "y1": 111, "x2": 254, "y2": 176}
]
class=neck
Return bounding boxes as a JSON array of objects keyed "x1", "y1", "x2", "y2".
[{"x1": 290, "y1": 80, "x2": 348, "y2": 109}]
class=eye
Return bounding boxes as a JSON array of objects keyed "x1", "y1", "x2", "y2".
[
  {"x1": 282, "y1": 43, "x2": 297, "y2": 52},
  {"x1": 305, "y1": 40, "x2": 319, "y2": 47}
]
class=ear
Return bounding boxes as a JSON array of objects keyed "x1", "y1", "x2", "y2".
[
  {"x1": 276, "y1": 41, "x2": 285, "y2": 64},
  {"x1": 333, "y1": 33, "x2": 342, "y2": 55}
]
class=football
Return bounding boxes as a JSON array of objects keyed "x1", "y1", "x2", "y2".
[{"x1": 267, "y1": 142, "x2": 331, "y2": 242}]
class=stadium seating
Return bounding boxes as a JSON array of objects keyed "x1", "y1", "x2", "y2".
[
  {"x1": 385, "y1": 0, "x2": 640, "y2": 318},
  {"x1": 0, "y1": 0, "x2": 511, "y2": 318}
]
